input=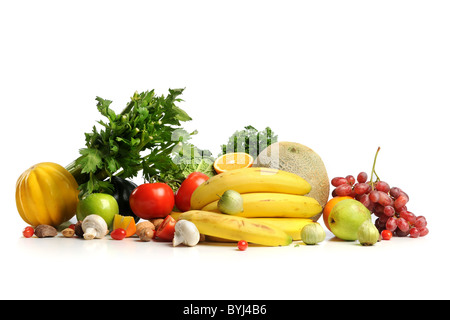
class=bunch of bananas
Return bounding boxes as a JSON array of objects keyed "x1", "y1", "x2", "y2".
[{"x1": 179, "y1": 167, "x2": 324, "y2": 246}]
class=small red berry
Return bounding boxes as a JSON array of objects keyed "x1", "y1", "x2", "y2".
[
  {"x1": 22, "y1": 226, "x2": 34, "y2": 238},
  {"x1": 381, "y1": 229, "x2": 392, "y2": 240},
  {"x1": 237, "y1": 240, "x2": 248, "y2": 251},
  {"x1": 111, "y1": 228, "x2": 127, "y2": 240}
]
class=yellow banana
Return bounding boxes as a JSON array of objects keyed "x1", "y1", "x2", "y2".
[
  {"x1": 250, "y1": 218, "x2": 315, "y2": 241},
  {"x1": 204, "y1": 235, "x2": 236, "y2": 243},
  {"x1": 201, "y1": 192, "x2": 322, "y2": 218},
  {"x1": 179, "y1": 210, "x2": 292, "y2": 246},
  {"x1": 190, "y1": 167, "x2": 311, "y2": 210},
  {"x1": 204, "y1": 218, "x2": 315, "y2": 242}
]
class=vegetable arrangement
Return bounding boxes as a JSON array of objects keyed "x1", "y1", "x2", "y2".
[
  {"x1": 65, "y1": 88, "x2": 201, "y2": 196},
  {"x1": 15, "y1": 88, "x2": 428, "y2": 250}
]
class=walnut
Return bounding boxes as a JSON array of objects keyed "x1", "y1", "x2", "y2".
[{"x1": 35, "y1": 225, "x2": 58, "y2": 238}]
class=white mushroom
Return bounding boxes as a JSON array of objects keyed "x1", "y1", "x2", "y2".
[
  {"x1": 82, "y1": 215, "x2": 108, "y2": 240},
  {"x1": 173, "y1": 220, "x2": 200, "y2": 247}
]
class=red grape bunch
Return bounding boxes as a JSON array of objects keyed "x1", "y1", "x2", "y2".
[{"x1": 330, "y1": 147, "x2": 429, "y2": 239}]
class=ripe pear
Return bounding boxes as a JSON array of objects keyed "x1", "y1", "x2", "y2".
[{"x1": 328, "y1": 199, "x2": 371, "y2": 240}]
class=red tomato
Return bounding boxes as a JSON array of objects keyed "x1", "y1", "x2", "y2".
[
  {"x1": 155, "y1": 215, "x2": 176, "y2": 241},
  {"x1": 129, "y1": 183, "x2": 175, "y2": 220},
  {"x1": 175, "y1": 172, "x2": 210, "y2": 211}
]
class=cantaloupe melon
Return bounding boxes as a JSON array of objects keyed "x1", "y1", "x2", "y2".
[{"x1": 255, "y1": 142, "x2": 330, "y2": 221}]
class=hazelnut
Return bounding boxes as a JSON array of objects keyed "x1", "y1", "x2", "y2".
[
  {"x1": 62, "y1": 228, "x2": 75, "y2": 238},
  {"x1": 139, "y1": 228, "x2": 155, "y2": 242},
  {"x1": 150, "y1": 218, "x2": 164, "y2": 230},
  {"x1": 136, "y1": 221, "x2": 155, "y2": 237}
]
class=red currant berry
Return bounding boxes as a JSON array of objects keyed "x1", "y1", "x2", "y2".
[
  {"x1": 237, "y1": 240, "x2": 248, "y2": 251},
  {"x1": 381, "y1": 230, "x2": 393, "y2": 240}
]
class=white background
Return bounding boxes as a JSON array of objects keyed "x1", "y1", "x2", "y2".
[{"x1": 1, "y1": 0, "x2": 449, "y2": 300}]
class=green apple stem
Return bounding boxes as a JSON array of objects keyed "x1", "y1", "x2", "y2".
[{"x1": 369, "y1": 147, "x2": 381, "y2": 186}]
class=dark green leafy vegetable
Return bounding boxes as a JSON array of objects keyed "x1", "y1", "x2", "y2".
[
  {"x1": 220, "y1": 125, "x2": 278, "y2": 159},
  {"x1": 65, "y1": 88, "x2": 195, "y2": 197},
  {"x1": 155, "y1": 139, "x2": 216, "y2": 190}
]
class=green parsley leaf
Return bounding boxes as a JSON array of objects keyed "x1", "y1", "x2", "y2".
[{"x1": 71, "y1": 88, "x2": 196, "y2": 196}]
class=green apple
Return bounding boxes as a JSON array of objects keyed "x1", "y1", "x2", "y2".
[
  {"x1": 328, "y1": 199, "x2": 371, "y2": 241},
  {"x1": 76, "y1": 193, "x2": 119, "y2": 229}
]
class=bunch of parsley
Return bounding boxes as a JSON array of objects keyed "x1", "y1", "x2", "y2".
[{"x1": 66, "y1": 88, "x2": 201, "y2": 196}]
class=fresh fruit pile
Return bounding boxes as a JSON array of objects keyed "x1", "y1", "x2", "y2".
[
  {"x1": 14, "y1": 87, "x2": 429, "y2": 250},
  {"x1": 329, "y1": 147, "x2": 429, "y2": 239},
  {"x1": 17, "y1": 156, "x2": 326, "y2": 248},
  {"x1": 183, "y1": 166, "x2": 324, "y2": 245}
]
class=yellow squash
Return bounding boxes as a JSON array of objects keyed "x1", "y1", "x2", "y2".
[{"x1": 15, "y1": 162, "x2": 79, "y2": 227}]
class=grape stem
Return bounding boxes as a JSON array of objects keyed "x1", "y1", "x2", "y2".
[{"x1": 369, "y1": 146, "x2": 381, "y2": 186}]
